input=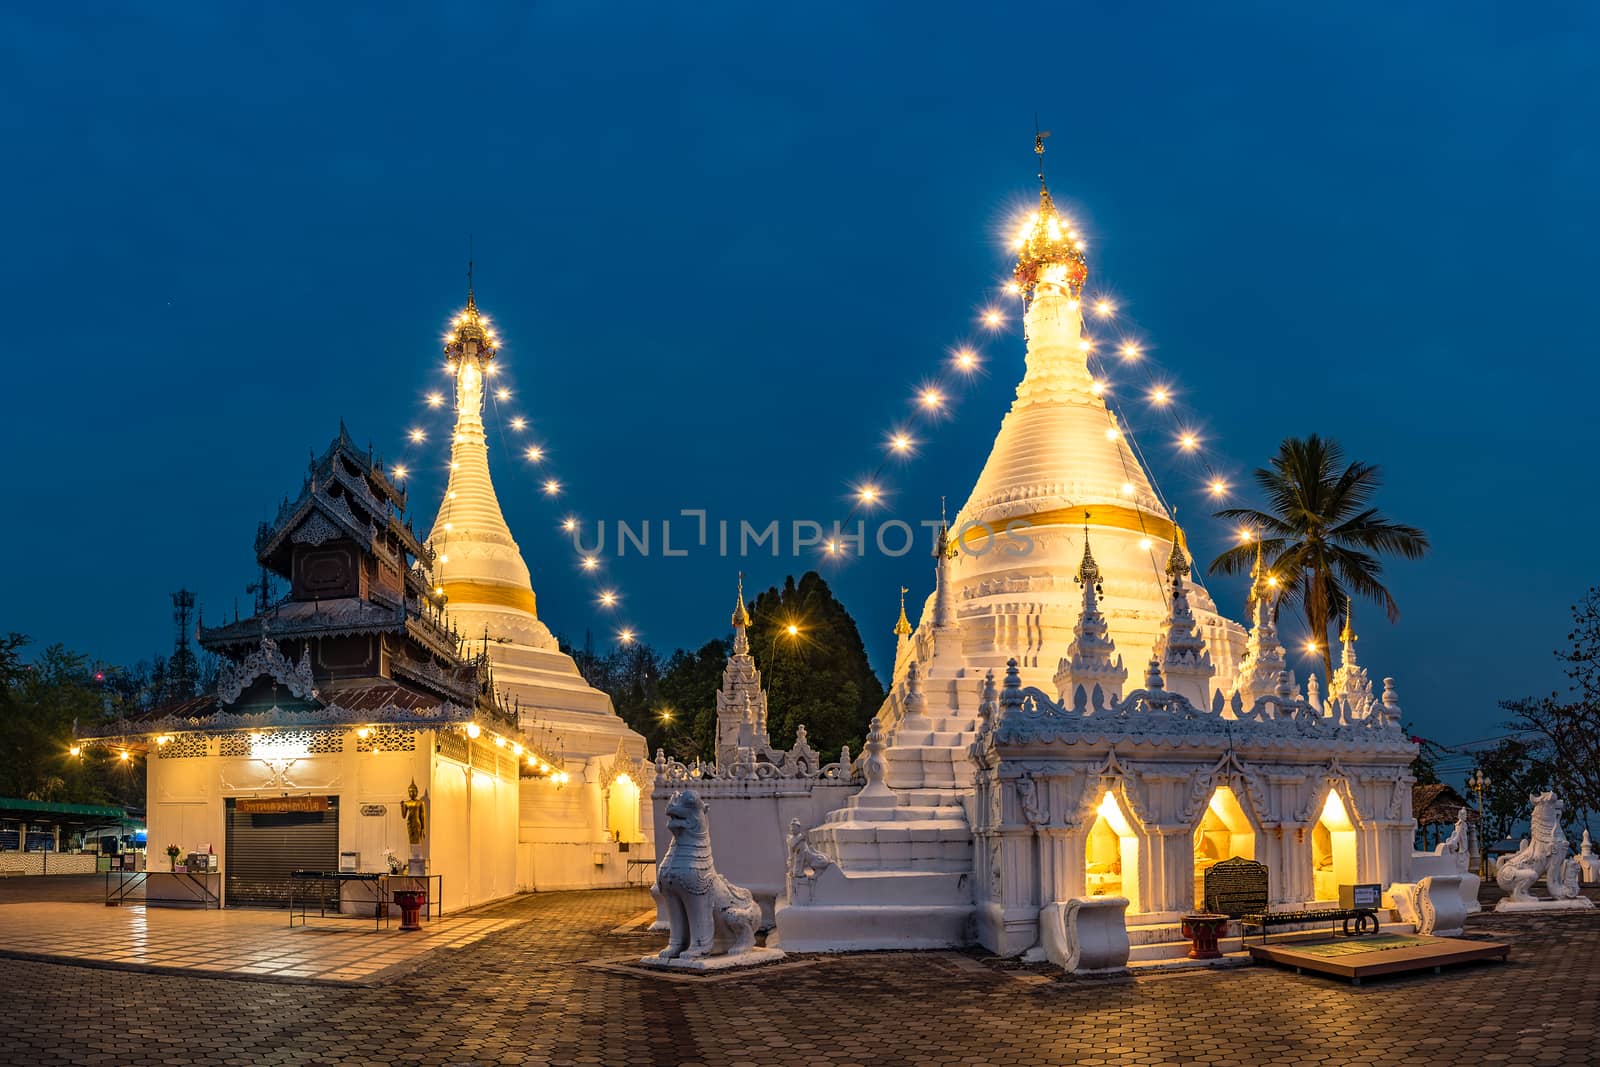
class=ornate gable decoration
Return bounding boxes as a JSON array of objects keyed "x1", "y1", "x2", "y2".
[{"x1": 217, "y1": 635, "x2": 318, "y2": 706}]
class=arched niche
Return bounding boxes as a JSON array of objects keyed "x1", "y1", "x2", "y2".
[
  {"x1": 1085, "y1": 789, "x2": 1141, "y2": 913},
  {"x1": 604, "y1": 771, "x2": 644, "y2": 845},
  {"x1": 1192, "y1": 783, "x2": 1258, "y2": 908},
  {"x1": 1312, "y1": 788, "x2": 1359, "y2": 900}
]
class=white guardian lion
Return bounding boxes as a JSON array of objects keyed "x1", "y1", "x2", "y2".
[
  {"x1": 653, "y1": 789, "x2": 761, "y2": 960},
  {"x1": 1495, "y1": 791, "x2": 1590, "y2": 906}
]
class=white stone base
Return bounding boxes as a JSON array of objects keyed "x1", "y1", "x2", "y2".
[
  {"x1": 635, "y1": 947, "x2": 786, "y2": 972},
  {"x1": 1493, "y1": 897, "x2": 1596, "y2": 914},
  {"x1": 1041, "y1": 897, "x2": 1130, "y2": 975},
  {"x1": 772, "y1": 903, "x2": 973, "y2": 952}
]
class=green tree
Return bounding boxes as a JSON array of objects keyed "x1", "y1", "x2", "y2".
[
  {"x1": 1473, "y1": 738, "x2": 1552, "y2": 842},
  {"x1": 746, "y1": 572, "x2": 885, "y2": 763},
  {"x1": 1499, "y1": 584, "x2": 1600, "y2": 824},
  {"x1": 657, "y1": 639, "x2": 731, "y2": 761},
  {"x1": 1406, "y1": 723, "x2": 1445, "y2": 786},
  {"x1": 1208, "y1": 434, "x2": 1429, "y2": 681}
]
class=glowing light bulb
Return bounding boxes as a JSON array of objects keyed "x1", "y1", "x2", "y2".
[
  {"x1": 1078, "y1": 338, "x2": 1094, "y2": 353},
  {"x1": 393, "y1": 465, "x2": 408, "y2": 479},
  {"x1": 1089, "y1": 380, "x2": 1105, "y2": 396},
  {"x1": 786, "y1": 624, "x2": 800, "y2": 637},
  {"x1": 825, "y1": 540, "x2": 839, "y2": 555},
  {"x1": 443, "y1": 522, "x2": 454, "y2": 531},
  {"x1": 356, "y1": 727, "x2": 372, "y2": 739},
  {"x1": 119, "y1": 750, "x2": 129, "y2": 761},
  {"x1": 439, "y1": 554, "x2": 449, "y2": 563},
  {"x1": 510, "y1": 417, "x2": 527, "y2": 431},
  {"x1": 1267, "y1": 575, "x2": 1280, "y2": 588},
  {"x1": 1304, "y1": 641, "x2": 1320, "y2": 654},
  {"x1": 512, "y1": 743, "x2": 523, "y2": 756},
  {"x1": 543, "y1": 479, "x2": 561, "y2": 495},
  {"x1": 1067, "y1": 298, "x2": 1081, "y2": 311},
  {"x1": 857, "y1": 485, "x2": 880, "y2": 504},
  {"x1": 1209, "y1": 479, "x2": 1227, "y2": 496},
  {"x1": 1094, "y1": 299, "x2": 1114, "y2": 317},
  {"x1": 889, "y1": 433, "x2": 912, "y2": 453},
  {"x1": 1004, "y1": 281, "x2": 1021, "y2": 296},
  {"x1": 1120, "y1": 342, "x2": 1141, "y2": 360},
  {"x1": 581, "y1": 555, "x2": 598, "y2": 571},
  {"x1": 434, "y1": 585, "x2": 444, "y2": 595},
  {"x1": 920, "y1": 389, "x2": 944, "y2": 410},
  {"x1": 1179, "y1": 433, "x2": 1199, "y2": 451},
  {"x1": 618, "y1": 629, "x2": 636, "y2": 644},
  {"x1": 465, "y1": 723, "x2": 481, "y2": 739},
  {"x1": 409, "y1": 429, "x2": 426, "y2": 443},
  {"x1": 1238, "y1": 528, "x2": 1254, "y2": 543},
  {"x1": 562, "y1": 517, "x2": 577, "y2": 532},
  {"x1": 954, "y1": 348, "x2": 978, "y2": 371},
  {"x1": 1151, "y1": 388, "x2": 1171, "y2": 405},
  {"x1": 495, "y1": 388, "x2": 511, "y2": 401},
  {"x1": 982, "y1": 309, "x2": 1003, "y2": 328},
  {"x1": 1121, "y1": 482, "x2": 1135, "y2": 496},
  {"x1": 599, "y1": 590, "x2": 617, "y2": 607},
  {"x1": 525, "y1": 447, "x2": 544, "y2": 461},
  {"x1": 426, "y1": 393, "x2": 444, "y2": 408},
  {"x1": 69, "y1": 745, "x2": 81, "y2": 757},
  {"x1": 1139, "y1": 537, "x2": 1153, "y2": 550},
  {"x1": 1105, "y1": 426, "x2": 1120, "y2": 440}
]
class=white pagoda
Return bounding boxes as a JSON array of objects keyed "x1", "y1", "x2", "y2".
[
  {"x1": 429, "y1": 281, "x2": 651, "y2": 888},
  {"x1": 771, "y1": 143, "x2": 1418, "y2": 960}
]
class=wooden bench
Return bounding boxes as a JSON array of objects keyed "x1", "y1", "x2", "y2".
[{"x1": 1240, "y1": 907, "x2": 1379, "y2": 944}]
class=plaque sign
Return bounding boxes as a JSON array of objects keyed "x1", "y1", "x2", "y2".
[{"x1": 1203, "y1": 856, "x2": 1269, "y2": 917}]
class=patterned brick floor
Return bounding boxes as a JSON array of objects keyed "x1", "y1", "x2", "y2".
[{"x1": 0, "y1": 881, "x2": 1595, "y2": 1065}]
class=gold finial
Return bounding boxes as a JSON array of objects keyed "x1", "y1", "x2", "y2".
[
  {"x1": 893, "y1": 586, "x2": 912, "y2": 637},
  {"x1": 446, "y1": 257, "x2": 496, "y2": 359},
  {"x1": 1339, "y1": 598, "x2": 1356, "y2": 646},
  {"x1": 1165, "y1": 527, "x2": 1188, "y2": 579},
  {"x1": 731, "y1": 572, "x2": 751, "y2": 629},
  {"x1": 1077, "y1": 526, "x2": 1101, "y2": 588},
  {"x1": 1012, "y1": 124, "x2": 1086, "y2": 304}
]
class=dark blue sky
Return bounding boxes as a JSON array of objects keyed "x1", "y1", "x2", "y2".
[{"x1": 3, "y1": 4, "x2": 1596, "y2": 757}]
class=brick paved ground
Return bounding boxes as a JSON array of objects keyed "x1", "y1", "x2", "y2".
[{"x1": 0, "y1": 884, "x2": 1596, "y2": 1066}]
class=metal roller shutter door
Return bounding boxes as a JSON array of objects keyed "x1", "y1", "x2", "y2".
[{"x1": 224, "y1": 797, "x2": 339, "y2": 907}]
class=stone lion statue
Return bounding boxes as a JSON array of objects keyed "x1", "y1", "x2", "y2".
[
  {"x1": 1495, "y1": 791, "x2": 1582, "y2": 902},
  {"x1": 653, "y1": 790, "x2": 761, "y2": 960}
]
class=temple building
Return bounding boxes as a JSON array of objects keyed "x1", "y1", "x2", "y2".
[
  {"x1": 427, "y1": 284, "x2": 650, "y2": 887},
  {"x1": 80, "y1": 285, "x2": 649, "y2": 910},
  {"x1": 80, "y1": 427, "x2": 529, "y2": 911},
  {"x1": 764, "y1": 144, "x2": 1418, "y2": 961}
]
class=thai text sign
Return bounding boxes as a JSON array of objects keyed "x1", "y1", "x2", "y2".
[
  {"x1": 236, "y1": 796, "x2": 329, "y2": 814},
  {"x1": 1203, "y1": 856, "x2": 1269, "y2": 917}
]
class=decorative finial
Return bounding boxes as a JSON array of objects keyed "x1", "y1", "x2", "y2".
[
  {"x1": 1012, "y1": 124, "x2": 1086, "y2": 304},
  {"x1": 1077, "y1": 527, "x2": 1101, "y2": 589},
  {"x1": 732, "y1": 572, "x2": 751, "y2": 629},
  {"x1": 1165, "y1": 528, "x2": 1188, "y2": 580},
  {"x1": 1339, "y1": 598, "x2": 1356, "y2": 646},
  {"x1": 446, "y1": 258, "x2": 496, "y2": 360},
  {"x1": 893, "y1": 586, "x2": 912, "y2": 637}
]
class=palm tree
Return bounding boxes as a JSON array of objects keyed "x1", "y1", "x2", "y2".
[{"x1": 1208, "y1": 435, "x2": 1429, "y2": 682}]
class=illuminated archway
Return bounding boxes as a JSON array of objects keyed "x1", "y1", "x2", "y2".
[
  {"x1": 1085, "y1": 791, "x2": 1140, "y2": 912},
  {"x1": 1192, "y1": 784, "x2": 1257, "y2": 908},
  {"x1": 604, "y1": 772, "x2": 643, "y2": 845},
  {"x1": 1312, "y1": 788, "x2": 1359, "y2": 901}
]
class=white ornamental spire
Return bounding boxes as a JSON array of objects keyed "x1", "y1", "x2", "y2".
[
  {"x1": 1053, "y1": 526, "x2": 1128, "y2": 705},
  {"x1": 1235, "y1": 539, "x2": 1290, "y2": 709},
  {"x1": 1153, "y1": 532, "x2": 1213, "y2": 708}
]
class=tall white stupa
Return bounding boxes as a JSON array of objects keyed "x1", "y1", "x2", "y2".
[
  {"x1": 930, "y1": 140, "x2": 1248, "y2": 699},
  {"x1": 428, "y1": 276, "x2": 648, "y2": 887}
]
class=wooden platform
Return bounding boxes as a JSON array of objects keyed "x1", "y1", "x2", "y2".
[{"x1": 1247, "y1": 934, "x2": 1509, "y2": 984}]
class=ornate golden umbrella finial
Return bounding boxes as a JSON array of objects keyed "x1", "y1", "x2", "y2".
[
  {"x1": 893, "y1": 586, "x2": 912, "y2": 637},
  {"x1": 1012, "y1": 125, "x2": 1087, "y2": 303}
]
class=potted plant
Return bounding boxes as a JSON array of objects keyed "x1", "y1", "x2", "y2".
[
  {"x1": 382, "y1": 848, "x2": 404, "y2": 875},
  {"x1": 165, "y1": 844, "x2": 181, "y2": 872}
]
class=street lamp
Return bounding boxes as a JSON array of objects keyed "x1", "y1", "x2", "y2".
[{"x1": 1469, "y1": 768, "x2": 1492, "y2": 879}]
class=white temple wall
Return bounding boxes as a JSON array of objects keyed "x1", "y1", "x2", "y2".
[
  {"x1": 517, "y1": 749, "x2": 655, "y2": 891},
  {"x1": 143, "y1": 727, "x2": 523, "y2": 912}
]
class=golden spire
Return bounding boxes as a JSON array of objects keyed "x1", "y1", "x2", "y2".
[
  {"x1": 1077, "y1": 520, "x2": 1102, "y2": 588},
  {"x1": 1012, "y1": 127, "x2": 1088, "y2": 304},
  {"x1": 731, "y1": 572, "x2": 751, "y2": 629},
  {"x1": 1339, "y1": 598, "x2": 1356, "y2": 646},
  {"x1": 1165, "y1": 527, "x2": 1189, "y2": 580},
  {"x1": 446, "y1": 260, "x2": 498, "y2": 359},
  {"x1": 893, "y1": 586, "x2": 912, "y2": 637}
]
